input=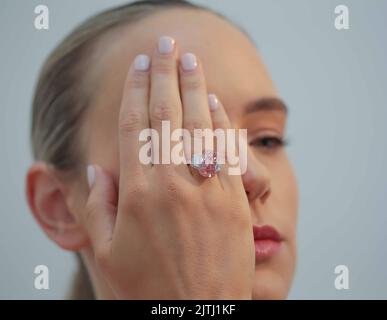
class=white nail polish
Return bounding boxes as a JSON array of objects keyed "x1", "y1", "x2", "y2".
[
  {"x1": 181, "y1": 53, "x2": 197, "y2": 71},
  {"x1": 134, "y1": 54, "x2": 150, "y2": 71},
  {"x1": 158, "y1": 36, "x2": 175, "y2": 54},
  {"x1": 87, "y1": 165, "x2": 95, "y2": 189},
  {"x1": 208, "y1": 94, "x2": 218, "y2": 111}
]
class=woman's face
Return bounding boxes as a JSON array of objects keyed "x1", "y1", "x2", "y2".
[{"x1": 80, "y1": 8, "x2": 298, "y2": 299}]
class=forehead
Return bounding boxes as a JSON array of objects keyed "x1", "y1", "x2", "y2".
[{"x1": 89, "y1": 7, "x2": 277, "y2": 121}]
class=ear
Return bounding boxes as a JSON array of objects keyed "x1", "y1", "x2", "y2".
[{"x1": 26, "y1": 161, "x2": 89, "y2": 251}]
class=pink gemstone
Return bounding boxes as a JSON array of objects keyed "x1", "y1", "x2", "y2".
[
  {"x1": 198, "y1": 164, "x2": 216, "y2": 177},
  {"x1": 197, "y1": 151, "x2": 220, "y2": 178},
  {"x1": 203, "y1": 150, "x2": 216, "y2": 165}
]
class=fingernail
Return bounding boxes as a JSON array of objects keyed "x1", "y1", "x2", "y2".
[
  {"x1": 134, "y1": 54, "x2": 150, "y2": 71},
  {"x1": 181, "y1": 53, "x2": 197, "y2": 71},
  {"x1": 158, "y1": 36, "x2": 175, "y2": 54},
  {"x1": 208, "y1": 94, "x2": 218, "y2": 111},
  {"x1": 87, "y1": 165, "x2": 95, "y2": 189}
]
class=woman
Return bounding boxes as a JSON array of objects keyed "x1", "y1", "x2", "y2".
[{"x1": 26, "y1": 0, "x2": 298, "y2": 299}]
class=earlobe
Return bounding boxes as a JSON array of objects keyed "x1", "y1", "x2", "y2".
[{"x1": 25, "y1": 161, "x2": 89, "y2": 251}]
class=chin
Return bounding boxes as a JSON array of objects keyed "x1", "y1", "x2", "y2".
[
  {"x1": 252, "y1": 266, "x2": 293, "y2": 300},
  {"x1": 253, "y1": 276, "x2": 288, "y2": 300}
]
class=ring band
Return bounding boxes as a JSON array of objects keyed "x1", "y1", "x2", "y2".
[{"x1": 190, "y1": 150, "x2": 221, "y2": 178}]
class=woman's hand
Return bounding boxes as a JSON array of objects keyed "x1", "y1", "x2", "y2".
[{"x1": 84, "y1": 36, "x2": 255, "y2": 299}]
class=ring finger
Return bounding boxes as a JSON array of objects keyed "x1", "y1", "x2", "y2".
[{"x1": 179, "y1": 53, "x2": 216, "y2": 178}]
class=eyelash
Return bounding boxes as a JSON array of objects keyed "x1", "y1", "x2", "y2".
[{"x1": 249, "y1": 136, "x2": 288, "y2": 151}]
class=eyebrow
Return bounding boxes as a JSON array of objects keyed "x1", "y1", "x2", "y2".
[{"x1": 244, "y1": 97, "x2": 288, "y2": 115}]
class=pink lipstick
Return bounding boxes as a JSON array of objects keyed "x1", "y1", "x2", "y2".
[{"x1": 253, "y1": 225, "x2": 282, "y2": 263}]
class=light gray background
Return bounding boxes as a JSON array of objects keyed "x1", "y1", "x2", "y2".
[{"x1": 0, "y1": 0, "x2": 386, "y2": 299}]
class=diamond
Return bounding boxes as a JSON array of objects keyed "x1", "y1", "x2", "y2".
[
  {"x1": 193, "y1": 150, "x2": 220, "y2": 178},
  {"x1": 191, "y1": 154, "x2": 204, "y2": 169}
]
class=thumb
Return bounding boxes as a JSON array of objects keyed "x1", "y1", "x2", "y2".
[{"x1": 85, "y1": 164, "x2": 117, "y2": 251}]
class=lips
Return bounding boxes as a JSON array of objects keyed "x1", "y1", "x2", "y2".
[{"x1": 253, "y1": 225, "x2": 283, "y2": 263}]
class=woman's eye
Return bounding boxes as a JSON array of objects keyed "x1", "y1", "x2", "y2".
[{"x1": 249, "y1": 136, "x2": 287, "y2": 150}]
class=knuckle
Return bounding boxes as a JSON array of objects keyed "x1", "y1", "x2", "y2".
[
  {"x1": 150, "y1": 100, "x2": 175, "y2": 122},
  {"x1": 181, "y1": 79, "x2": 203, "y2": 91},
  {"x1": 165, "y1": 178, "x2": 180, "y2": 197},
  {"x1": 185, "y1": 120, "x2": 210, "y2": 135},
  {"x1": 159, "y1": 166, "x2": 186, "y2": 205},
  {"x1": 152, "y1": 60, "x2": 175, "y2": 75},
  {"x1": 161, "y1": 175, "x2": 186, "y2": 205},
  {"x1": 119, "y1": 110, "x2": 143, "y2": 135},
  {"x1": 130, "y1": 182, "x2": 148, "y2": 198},
  {"x1": 127, "y1": 71, "x2": 148, "y2": 89},
  {"x1": 180, "y1": 76, "x2": 203, "y2": 91}
]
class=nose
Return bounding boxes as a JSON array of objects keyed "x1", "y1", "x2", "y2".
[{"x1": 242, "y1": 148, "x2": 271, "y2": 203}]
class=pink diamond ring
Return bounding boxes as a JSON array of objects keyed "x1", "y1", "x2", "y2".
[{"x1": 190, "y1": 150, "x2": 221, "y2": 178}]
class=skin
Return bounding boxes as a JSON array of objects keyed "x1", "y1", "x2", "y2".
[{"x1": 26, "y1": 8, "x2": 298, "y2": 299}]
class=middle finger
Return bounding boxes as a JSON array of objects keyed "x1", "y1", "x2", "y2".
[
  {"x1": 149, "y1": 36, "x2": 182, "y2": 164},
  {"x1": 179, "y1": 53, "x2": 214, "y2": 163}
]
